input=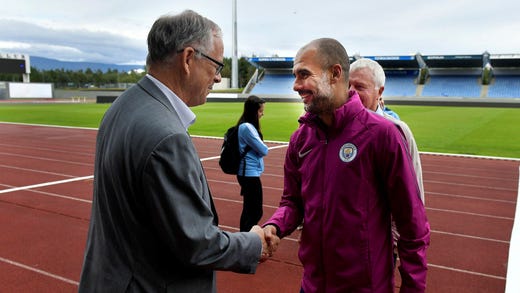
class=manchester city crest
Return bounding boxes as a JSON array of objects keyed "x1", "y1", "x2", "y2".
[{"x1": 339, "y1": 143, "x2": 357, "y2": 162}]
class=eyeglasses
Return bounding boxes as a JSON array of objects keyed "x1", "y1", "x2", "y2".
[
  {"x1": 177, "y1": 48, "x2": 224, "y2": 76},
  {"x1": 195, "y1": 49, "x2": 224, "y2": 76}
]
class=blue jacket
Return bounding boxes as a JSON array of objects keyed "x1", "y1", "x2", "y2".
[{"x1": 237, "y1": 122, "x2": 268, "y2": 177}]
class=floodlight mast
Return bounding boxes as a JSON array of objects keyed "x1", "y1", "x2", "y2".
[{"x1": 231, "y1": 0, "x2": 238, "y2": 89}]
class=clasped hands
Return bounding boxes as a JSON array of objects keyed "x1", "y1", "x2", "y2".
[{"x1": 250, "y1": 225, "x2": 280, "y2": 263}]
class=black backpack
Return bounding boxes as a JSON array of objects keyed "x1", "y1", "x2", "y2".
[{"x1": 219, "y1": 125, "x2": 251, "y2": 175}]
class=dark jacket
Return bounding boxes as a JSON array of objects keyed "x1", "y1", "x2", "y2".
[{"x1": 79, "y1": 76, "x2": 261, "y2": 293}]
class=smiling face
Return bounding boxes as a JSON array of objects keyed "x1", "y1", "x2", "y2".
[{"x1": 292, "y1": 48, "x2": 335, "y2": 115}]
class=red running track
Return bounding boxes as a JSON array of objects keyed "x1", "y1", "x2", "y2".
[{"x1": 0, "y1": 122, "x2": 518, "y2": 292}]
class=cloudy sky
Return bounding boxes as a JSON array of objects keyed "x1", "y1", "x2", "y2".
[{"x1": 1, "y1": 0, "x2": 519, "y2": 65}]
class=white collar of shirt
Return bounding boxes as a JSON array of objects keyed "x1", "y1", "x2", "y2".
[
  {"x1": 375, "y1": 104, "x2": 384, "y2": 116},
  {"x1": 145, "y1": 74, "x2": 196, "y2": 130}
]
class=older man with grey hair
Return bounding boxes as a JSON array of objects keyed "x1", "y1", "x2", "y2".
[{"x1": 79, "y1": 10, "x2": 272, "y2": 293}]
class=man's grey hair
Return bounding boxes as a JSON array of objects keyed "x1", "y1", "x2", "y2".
[
  {"x1": 350, "y1": 58, "x2": 386, "y2": 89},
  {"x1": 146, "y1": 10, "x2": 222, "y2": 67}
]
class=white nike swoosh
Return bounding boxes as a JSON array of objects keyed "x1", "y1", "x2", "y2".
[{"x1": 298, "y1": 148, "x2": 312, "y2": 158}]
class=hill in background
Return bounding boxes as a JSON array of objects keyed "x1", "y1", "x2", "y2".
[{"x1": 30, "y1": 56, "x2": 144, "y2": 72}]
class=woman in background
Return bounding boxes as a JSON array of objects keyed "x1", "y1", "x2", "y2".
[{"x1": 236, "y1": 95, "x2": 268, "y2": 232}]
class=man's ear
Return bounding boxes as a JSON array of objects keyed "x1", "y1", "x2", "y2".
[
  {"x1": 179, "y1": 47, "x2": 196, "y2": 74},
  {"x1": 331, "y1": 64, "x2": 342, "y2": 82},
  {"x1": 378, "y1": 85, "x2": 385, "y2": 97}
]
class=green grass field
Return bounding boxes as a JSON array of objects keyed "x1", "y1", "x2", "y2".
[{"x1": 0, "y1": 102, "x2": 519, "y2": 158}]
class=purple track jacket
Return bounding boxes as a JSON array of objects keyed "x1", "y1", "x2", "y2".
[{"x1": 265, "y1": 91, "x2": 430, "y2": 293}]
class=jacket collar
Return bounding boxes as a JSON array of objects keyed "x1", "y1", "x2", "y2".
[
  {"x1": 137, "y1": 75, "x2": 174, "y2": 112},
  {"x1": 138, "y1": 75, "x2": 196, "y2": 130},
  {"x1": 298, "y1": 90, "x2": 365, "y2": 130}
]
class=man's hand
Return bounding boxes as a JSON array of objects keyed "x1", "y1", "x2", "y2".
[
  {"x1": 263, "y1": 225, "x2": 280, "y2": 256},
  {"x1": 250, "y1": 225, "x2": 269, "y2": 262}
]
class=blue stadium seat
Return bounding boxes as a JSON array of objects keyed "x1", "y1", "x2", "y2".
[
  {"x1": 250, "y1": 74, "x2": 294, "y2": 95},
  {"x1": 422, "y1": 75, "x2": 481, "y2": 97},
  {"x1": 487, "y1": 75, "x2": 520, "y2": 98},
  {"x1": 384, "y1": 75, "x2": 417, "y2": 97}
]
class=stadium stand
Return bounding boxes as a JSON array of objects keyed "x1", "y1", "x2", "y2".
[
  {"x1": 245, "y1": 53, "x2": 520, "y2": 104},
  {"x1": 384, "y1": 71, "x2": 418, "y2": 97},
  {"x1": 422, "y1": 75, "x2": 482, "y2": 97},
  {"x1": 488, "y1": 75, "x2": 520, "y2": 98},
  {"x1": 421, "y1": 55, "x2": 484, "y2": 97},
  {"x1": 250, "y1": 72, "x2": 294, "y2": 95},
  {"x1": 486, "y1": 56, "x2": 520, "y2": 99}
]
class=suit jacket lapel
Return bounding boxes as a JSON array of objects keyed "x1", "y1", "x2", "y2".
[{"x1": 137, "y1": 76, "x2": 175, "y2": 113}]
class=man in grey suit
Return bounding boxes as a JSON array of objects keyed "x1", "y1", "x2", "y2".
[{"x1": 79, "y1": 10, "x2": 272, "y2": 292}]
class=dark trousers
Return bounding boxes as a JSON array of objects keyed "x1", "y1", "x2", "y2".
[{"x1": 237, "y1": 176, "x2": 263, "y2": 232}]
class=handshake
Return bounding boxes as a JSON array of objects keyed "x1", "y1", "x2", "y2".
[{"x1": 250, "y1": 225, "x2": 280, "y2": 263}]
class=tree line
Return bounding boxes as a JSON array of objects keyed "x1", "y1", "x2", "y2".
[{"x1": 0, "y1": 57, "x2": 257, "y2": 89}]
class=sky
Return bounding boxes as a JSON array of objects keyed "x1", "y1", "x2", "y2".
[{"x1": 1, "y1": 0, "x2": 519, "y2": 65}]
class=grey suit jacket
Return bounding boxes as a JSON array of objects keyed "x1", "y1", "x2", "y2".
[{"x1": 79, "y1": 76, "x2": 261, "y2": 292}]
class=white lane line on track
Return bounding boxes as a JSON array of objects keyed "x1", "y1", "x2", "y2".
[
  {"x1": 426, "y1": 207, "x2": 514, "y2": 221},
  {"x1": 0, "y1": 176, "x2": 93, "y2": 194},
  {"x1": 0, "y1": 164, "x2": 81, "y2": 179},
  {"x1": 505, "y1": 166, "x2": 520, "y2": 292},
  {"x1": 0, "y1": 121, "x2": 97, "y2": 131},
  {"x1": 0, "y1": 152, "x2": 92, "y2": 167},
  {"x1": 420, "y1": 151, "x2": 520, "y2": 162},
  {"x1": 425, "y1": 169, "x2": 515, "y2": 179},
  {"x1": 431, "y1": 230, "x2": 509, "y2": 244},
  {"x1": 0, "y1": 184, "x2": 93, "y2": 203},
  {"x1": 427, "y1": 263, "x2": 506, "y2": 280},
  {"x1": 0, "y1": 142, "x2": 93, "y2": 156},
  {"x1": 0, "y1": 256, "x2": 79, "y2": 286},
  {"x1": 427, "y1": 191, "x2": 516, "y2": 204},
  {"x1": 426, "y1": 179, "x2": 517, "y2": 192}
]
